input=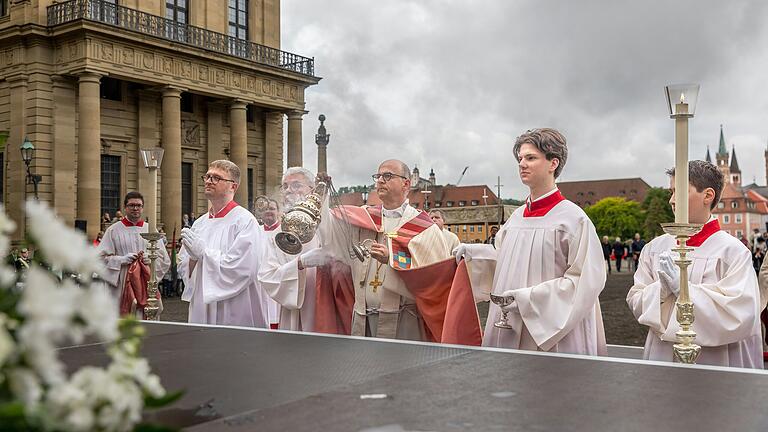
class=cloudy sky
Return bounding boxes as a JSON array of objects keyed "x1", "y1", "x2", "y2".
[{"x1": 281, "y1": 0, "x2": 768, "y2": 200}]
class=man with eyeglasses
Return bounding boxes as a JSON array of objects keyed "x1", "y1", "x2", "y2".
[
  {"x1": 314, "y1": 159, "x2": 452, "y2": 340},
  {"x1": 97, "y1": 191, "x2": 171, "y2": 317},
  {"x1": 258, "y1": 167, "x2": 331, "y2": 332},
  {"x1": 179, "y1": 160, "x2": 269, "y2": 327}
]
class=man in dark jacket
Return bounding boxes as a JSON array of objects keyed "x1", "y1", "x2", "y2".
[
  {"x1": 601, "y1": 236, "x2": 612, "y2": 275},
  {"x1": 612, "y1": 237, "x2": 626, "y2": 273}
]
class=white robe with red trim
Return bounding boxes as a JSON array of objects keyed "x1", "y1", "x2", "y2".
[
  {"x1": 97, "y1": 220, "x2": 170, "y2": 303},
  {"x1": 469, "y1": 199, "x2": 607, "y2": 355},
  {"x1": 325, "y1": 203, "x2": 451, "y2": 341},
  {"x1": 261, "y1": 223, "x2": 286, "y2": 328},
  {"x1": 179, "y1": 205, "x2": 268, "y2": 327},
  {"x1": 627, "y1": 228, "x2": 763, "y2": 368}
]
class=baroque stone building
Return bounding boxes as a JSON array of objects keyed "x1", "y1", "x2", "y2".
[{"x1": 0, "y1": 0, "x2": 319, "y2": 241}]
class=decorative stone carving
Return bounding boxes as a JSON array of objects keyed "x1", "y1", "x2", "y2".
[
  {"x1": 143, "y1": 52, "x2": 154, "y2": 69},
  {"x1": 162, "y1": 57, "x2": 173, "y2": 74},
  {"x1": 101, "y1": 43, "x2": 114, "y2": 62},
  {"x1": 215, "y1": 69, "x2": 226, "y2": 85},
  {"x1": 122, "y1": 48, "x2": 134, "y2": 65},
  {"x1": 180, "y1": 61, "x2": 192, "y2": 79},
  {"x1": 198, "y1": 66, "x2": 209, "y2": 81},
  {"x1": 182, "y1": 120, "x2": 200, "y2": 148}
]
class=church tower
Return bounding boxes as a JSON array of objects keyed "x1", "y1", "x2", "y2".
[
  {"x1": 729, "y1": 146, "x2": 742, "y2": 186},
  {"x1": 715, "y1": 125, "x2": 731, "y2": 184}
]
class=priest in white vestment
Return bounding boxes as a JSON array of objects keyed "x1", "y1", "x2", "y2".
[
  {"x1": 258, "y1": 168, "x2": 322, "y2": 332},
  {"x1": 315, "y1": 160, "x2": 452, "y2": 341},
  {"x1": 179, "y1": 160, "x2": 268, "y2": 327},
  {"x1": 97, "y1": 191, "x2": 170, "y2": 313},
  {"x1": 627, "y1": 160, "x2": 763, "y2": 368},
  {"x1": 455, "y1": 129, "x2": 607, "y2": 355}
]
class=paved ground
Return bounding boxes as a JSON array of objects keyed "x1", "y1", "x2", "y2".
[{"x1": 160, "y1": 270, "x2": 648, "y2": 346}]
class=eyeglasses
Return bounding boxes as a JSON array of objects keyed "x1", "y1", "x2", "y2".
[
  {"x1": 201, "y1": 174, "x2": 236, "y2": 184},
  {"x1": 125, "y1": 203, "x2": 144, "y2": 209},
  {"x1": 372, "y1": 172, "x2": 408, "y2": 183},
  {"x1": 281, "y1": 181, "x2": 310, "y2": 192}
]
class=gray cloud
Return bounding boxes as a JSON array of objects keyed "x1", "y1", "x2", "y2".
[{"x1": 282, "y1": 0, "x2": 768, "y2": 199}]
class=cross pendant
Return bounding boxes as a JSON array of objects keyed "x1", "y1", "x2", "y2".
[{"x1": 369, "y1": 276, "x2": 383, "y2": 293}]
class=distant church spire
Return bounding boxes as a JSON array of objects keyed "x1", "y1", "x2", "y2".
[
  {"x1": 705, "y1": 146, "x2": 712, "y2": 163},
  {"x1": 718, "y1": 124, "x2": 728, "y2": 156}
]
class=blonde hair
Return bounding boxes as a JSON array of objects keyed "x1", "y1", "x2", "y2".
[{"x1": 209, "y1": 160, "x2": 241, "y2": 184}]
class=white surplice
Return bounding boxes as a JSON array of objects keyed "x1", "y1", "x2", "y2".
[
  {"x1": 258, "y1": 232, "x2": 320, "y2": 332},
  {"x1": 627, "y1": 228, "x2": 763, "y2": 369},
  {"x1": 179, "y1": 205, "x2": 268, "y2": 327},
  {"x1": 472, "y1": 196, "x2": 607, "y2": 355},
  {"x1": 97, "y1": 219, "x2": 170, "y2": 303},
  {"x1": 442, "y1": 229, "x2": 461, "y2": 252},
  {"x1": 261, "y1": 223, "x2": 287, "y2": 328}
]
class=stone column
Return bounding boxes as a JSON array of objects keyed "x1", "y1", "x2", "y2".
[
  {"x1": 161, "y1": 86, "x2": 183, "y2": 234},
  {"x1": 286, "y1": 110, "x2": 304, "y2": 168},
  {"x1": 229, "y1": 100, "x2": 249, "y2": 206},
  {"x1": 6, "y1": 74, "x2": 27, "y2": 241},
  {"x1": 138, "y1": 90, "x2": 160, "y2": 223},
  {"x1": 207, "y1": 101, "x2": 224, "y2": 164},
  {"x1": 76, "y1": 72, "x2": 102, "y2": 241},
  {"x1": 264, "y1": 111, "x2": 284, "y2": 194},
  {"x1": 51, "y1": 75, "x2": 77, "y2": 227}
]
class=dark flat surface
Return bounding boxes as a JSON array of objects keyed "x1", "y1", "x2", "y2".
[{"x1": 60, "y1": 323, "x2": 768, "y2": 431}]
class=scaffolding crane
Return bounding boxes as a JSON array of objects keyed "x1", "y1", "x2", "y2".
[{"x1": 455, "y1": 166, "x2": 469, "y2": 185}]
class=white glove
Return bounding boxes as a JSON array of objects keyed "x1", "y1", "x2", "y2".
[
  {"x1": 453, "y1": 244, "x2": 473, "y2": 264},
  {"x1": 657, "y1": 252, "x2": 680, "y2": 298},
  {"x1": 118, "y1": 253, "x2": 139, "y2": 266},
  {"x1": 499, "y1": 289, "x2": 519, "y2": 313},
  {"x1": 299, "y1": 248, "x2": 334, "y2": 268},
  {"x1": 181, "y1": 228, "x2": 205, "y2": 260}
]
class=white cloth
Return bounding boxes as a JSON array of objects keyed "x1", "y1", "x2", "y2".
[
  {"x1": 627, "y1": 231, "x2": 763, "y2": 369},
  {"x1": 179, "y1": 205, "x2": 268, "y2": 327},
  {"x1": 96, "y1": 221, "x2": 170, "y2": 311},
  {"x1": 260, "y1": 227, "x2": 289, "y2": 327},
  {"x1": 258, "y1": 232, "x2": 320, "y2": 332},
  {"x1": 473, "y1": 201, "x2": 607, "y2": 355}
]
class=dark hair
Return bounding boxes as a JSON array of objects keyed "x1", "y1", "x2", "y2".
[
  {"x1": 513, "y1": 128, "x2": 568, "y2": 178},
  {"x1": 124, "y1": 191, "x2": 144, "y2": 207},
  {"x1": 665, "y1": 160, "x2": 723, "y2": 210}
]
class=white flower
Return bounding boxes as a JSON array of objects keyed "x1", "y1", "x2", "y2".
[
  {"x1": 78, "y1": 283, "x2": 119, "y2": 342},
  {"x1": 25, "y1": 200, "x2": 103, "y2": 277},
  {"x1": 8, "y1": 367, "x2": 43, "y2": 408},
  {"x1": 0, "y1": 204, "x2": 17, "y2": 234}
]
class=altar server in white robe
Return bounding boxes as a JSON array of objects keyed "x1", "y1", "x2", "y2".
[
  {"x1": 179, "y1": 160, "x2": 268, "y2": 327},
  {"x1": 627, "y1": 160, "x2": 763, "y2": 368},
  {"x1": 454, "y1": 128, "x2": 607, "y2": 355},
  {"x1": 260, "y1": 197, "x2": 283, "y2": 329},
  {"x1": 97, "y1": 191, "x2": 170, "y2": 305},
  {"x1": 258, "y1": 168, "x2": 321, "y2": 332}
]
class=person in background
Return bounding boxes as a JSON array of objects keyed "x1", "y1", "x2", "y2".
[
  {"x1": 612, "y1": 237, "x2": 626, "y2": 273},
  {"x1": 601, "y1": 235, "x2": 612, "y2": 275}
]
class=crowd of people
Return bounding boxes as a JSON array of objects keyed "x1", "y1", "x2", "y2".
[{"x1": 75, "y1": 127, "x2": 766, "y2": 370}]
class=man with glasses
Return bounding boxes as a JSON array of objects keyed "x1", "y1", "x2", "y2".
[
  {"x1": 315, "y1": 159, "x2": 451, "y2": 340},
  {"x1": 97, "y1": 191, "x2": 171, "y2": 316},
  {"x1": 179, "y1": 160, "x2": 269, "y2": 327},
  {"x1": 258, "y1": 167, "x2": 330, "y2": 332}
]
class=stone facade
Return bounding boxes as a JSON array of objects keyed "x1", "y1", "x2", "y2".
[{"x1": 0, "y1": 0, "x2": 318, "y2": 241}]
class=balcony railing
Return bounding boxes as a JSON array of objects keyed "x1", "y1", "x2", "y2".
[{"x1": 47, "y1": 0, "x2": 315, "y2": 77}]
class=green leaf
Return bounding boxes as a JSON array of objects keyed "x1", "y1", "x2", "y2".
[
  {"x1": 144, "y1": 389, "x2": 185, "y2": 408},
  {"x1": 0, "y1": 401, "x2": 37, "y2": 431}
]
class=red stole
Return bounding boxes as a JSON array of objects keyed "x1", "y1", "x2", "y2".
[
  {"x1": 523, "y1": 190, "x2": 566, "y2": 217},
  {"x1": 314, "y1": 261, "x2": 355, "y2": 335},
  {"x1": 687, "y1": 219, "x2": 721, "y2": 247}
]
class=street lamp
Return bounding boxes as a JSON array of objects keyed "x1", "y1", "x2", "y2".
[
  {"x1": 361, "y1": 188, "x2": 369, "y2": 205},
  {"x1": 139, "y1": 147, "x2": 164, "y2": 321},
  {"x1": 661, "y1": 83, "x2": 701, "y2": 364},
  {"x1": 20, "y1": 137, "x2": 42, "y2": 200}
]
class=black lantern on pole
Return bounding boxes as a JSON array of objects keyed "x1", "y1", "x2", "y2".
[{"x1": 20, "y1": 136, "x2": 42, "y2": 200}]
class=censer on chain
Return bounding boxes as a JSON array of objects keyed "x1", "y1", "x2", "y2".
[{"x1": 275, "y1": 182, "x2": 328, "y2": 255}]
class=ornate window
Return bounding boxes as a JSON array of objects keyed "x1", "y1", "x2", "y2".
[
  {"x1": 228, "y1": 0, "x2": 248, "y2": 40},
  {"x1": 101, "y1": 155, "x2": 121, "y2": 219}
]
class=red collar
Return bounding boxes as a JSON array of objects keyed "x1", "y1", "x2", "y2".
[
  {"x1": 264, "y1": 221, "x2": 280, "y2": 231},
  {"x1": 523, "y1": 190, "x2": 566, "y2": 217},
  {"x1": 686, "y1": 219, "x2": 721, "y2": 247},
  {"x1": 209, "y1": 201, "x2": 239, "y2": 219},
  {"x1": 120, "y1": 217, "x2": 145, "y2": 228}
]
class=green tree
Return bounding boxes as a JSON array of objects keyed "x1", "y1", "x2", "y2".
[
  {"x1": 585, "y1": 197, "x2": 644, "y2": 240},
  {"x1": 641, "y1": 187, "x2": 674, "y2": 239}
]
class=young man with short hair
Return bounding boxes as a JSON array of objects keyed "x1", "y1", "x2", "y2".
[
  {"x1": 455, "y1": 128, "x2": 607, "y2": 354},
  {"x1": 627, "y1": 160, "x2": 763, "y2": 368},
  {"x1": 179, "y1": 160, "x2": 268, "y2": 327},
  {"x1": 429, "y1": 209, "x2": 461, "y2": 252}
]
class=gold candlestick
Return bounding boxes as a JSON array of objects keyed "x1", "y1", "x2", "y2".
[{"x1": 139, "y1": 232, "x2": 163, "y2": 320}]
